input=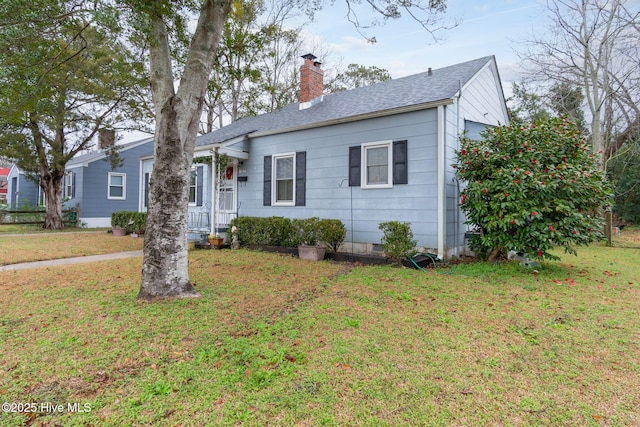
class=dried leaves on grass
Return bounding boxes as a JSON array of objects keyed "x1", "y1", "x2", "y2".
[
  {"x1": 0, "y1": 232, "x2": 143, "y2": 265},
  {"x1": 0, "y1": 244, "x2": 639, "y2": 426}
]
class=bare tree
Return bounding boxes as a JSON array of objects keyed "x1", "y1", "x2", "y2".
[{"x1": 519, "y1": 0, "x2": 640, "y2": 169}]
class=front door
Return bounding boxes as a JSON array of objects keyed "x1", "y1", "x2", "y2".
[
  {"x1": 215, "y1": 163, "x2": 237, "y2": 232},
  {"x1": 140, "y1": 160, "x2": 154, "y2": 212}
]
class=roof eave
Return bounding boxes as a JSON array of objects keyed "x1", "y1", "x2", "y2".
[
  {"x1": 249, "y1": 98, "x2": 455, "y2": 139},
  {"x1": 67, "y1": 136, "x2": 154, "y2": 167}
]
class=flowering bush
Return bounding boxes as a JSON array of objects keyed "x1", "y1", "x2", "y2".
[{"x1": 455, "y1": 117, "x2": 612, "y2": 261}]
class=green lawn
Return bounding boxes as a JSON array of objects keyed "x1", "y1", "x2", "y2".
[
  {"x1": 0, "y1": 233, "x2": 639, "y2": 426},
  {"x1": 0, "y1": 232, "x2": 143, "y2": 265}
]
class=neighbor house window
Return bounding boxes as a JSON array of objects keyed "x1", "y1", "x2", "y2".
[
  {"x1": 263, "y1": 152, "x2": 306, "y2": 207},
  {"x1": 349, "y1": 140, "x2": 408, "y2": 188},
  {"x1": 62, "y1": 171, "x2": 75, "y2": 199},
  {"x1": 273, "y1": 153, "x2": 295, "y2": 205},
  {"x1": 108, "y1": 172, "x2": 126, "y2": 200},
  {"x1": 188, "y1": 165, "x2": 204, "y2": 206}
]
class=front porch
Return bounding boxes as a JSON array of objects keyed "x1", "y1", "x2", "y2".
[{"x1": 187, "y1": 210, "x2": 237, "y2": 241}]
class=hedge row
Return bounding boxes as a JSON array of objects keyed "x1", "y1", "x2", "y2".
[
  {"x1": 111, "y1": 211, "x2": 147, "y2": 233},
  {"x1": 229, "y1": 216, "x2": 346, "y2": 252}
]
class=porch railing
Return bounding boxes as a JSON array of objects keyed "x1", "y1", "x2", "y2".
[
  {"x1": 188, "y1": 211, "x2": 210, "y2": 233},
  {"x1": 187, "y1": 211, "x2": 238, "y2": 234},
  {"x1": 214, "y1": 212, "x2": 237, "y2": 232}
]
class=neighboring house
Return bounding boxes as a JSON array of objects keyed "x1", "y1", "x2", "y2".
[
  {"x1": 0, "y1": 167, "x2": 9, "y2": 204},
  {"x1": 140, "y1": 54, "x2": 508, "y2": 258},
  {"x1": 6, "y1": 165, "x2": 41, "y2": 209},
  {"x1": 64, "y1": 137, "x2": 154, "y2": 227},
  {"x1": 4, "y1": 137, "x2": 154, "y2": 226}
]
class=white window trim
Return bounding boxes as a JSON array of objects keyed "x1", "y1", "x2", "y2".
[
  {"x1": 188, "y1": 165, "x2": 198, "y2": 206},
  {"x1": 272, "y1": 152, "x2": 296, "y2": 206},
  {"x1": 108, "y1": 172, "x2": 126, "y2": 200},
  {"x1": 63, "y1": 171, "x2": 74, "y2": 199},
  {"x1": 38, "y1": 186, "x2": 46, "y2": 207},
  {"x1": 361, "y1": 140, "x2": 393, "y2": 189}
]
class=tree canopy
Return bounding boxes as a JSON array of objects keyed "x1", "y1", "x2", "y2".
[
  {"x1": 519, "y1": 0, "x2": 640, "y2": 168},
  {"x1": 0, "y1": 0, "x2": 149, "y2": 227}
]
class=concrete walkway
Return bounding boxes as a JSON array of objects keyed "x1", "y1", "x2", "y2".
[{"x1": 0, "y1": 251, "x2": 143, "y2": 272}]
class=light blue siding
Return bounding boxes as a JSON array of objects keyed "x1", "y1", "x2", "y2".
[
  {"x1": 71, "y1": 141, "x2": 153, "y2": 223},
  {"x1": 6, "y1": 168, "x2": 39, "y2": 209},
  {"x1": 236, "y1": 109, "x2": 441, "y2": 249},
  {"x1": 442, "y1": 61, "x2": 510, "y2": 256}
]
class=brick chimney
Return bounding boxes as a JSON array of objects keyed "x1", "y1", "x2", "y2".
[{"x1": 299, "y1": 53, "x2": 324, "y2": 108}]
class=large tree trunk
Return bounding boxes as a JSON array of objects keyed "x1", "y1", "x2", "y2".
[
  {"x1": 138, "y1": 0, "x2": 232, "y2": 300},
  {"x1": 138, "y1": 99, "x2": 197, "y2": 299},
  {"x1": 40, "y1": 171, "x2": 64, "y2": 230}
]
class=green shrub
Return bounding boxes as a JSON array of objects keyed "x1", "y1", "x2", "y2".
[
  {"x1": 378, "y1": 221, "x2": 417, "y2": 260},
  {"x1": 230, "y1": 216, "x2": 346, "y2": 249},
  {"x1": 268, "y1": 216, "x2": 297, "y2": 247},
  {"x1": 230, "y1": 216, "x2": 295, "y2": 246},
  {"x1": 293, "y1": 217, "x2": 321, "y2": 246},
  {"x1": 111, "y1": 211, "x2": 130, "y2": 229},
  {"x1": 111, "y1": 211, "x2": 147, "y2": 233},
  {"x1": 127, "y1": 212, "x2": 147, "y2": 234},
  {"x1": 455, "y1": 117, "x2": 612, "y2": 261},
  {"x1": 318, "y1": 219, "x2": 346, "y2": 252}
]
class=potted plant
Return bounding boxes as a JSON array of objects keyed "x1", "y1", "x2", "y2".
[
  {"x1": 294, "y1": 217, "x2": 326, "y2": 261},
  {"x1": 208, "y1": 233, "x2": 224, "y2": 248},
  {"x1": 111, "y1": 211, "x2": 128, "y2": 236}
]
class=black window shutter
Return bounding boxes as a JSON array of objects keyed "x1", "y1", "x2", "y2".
[
  {"x1": 263, "y1": 155, "x2": 272, "y2": 206},
  {"x1": 144, "y1": 172, "x2": 149, "y2": 208},
  {"x1": 349, "y1": 146, "x2": 361, "y2": 186},
  {"x1": 196, "y1": 165, "x2": 204, "y2": 206},
  {"x1": 71, "y1": 172, "x2": 75, "y2": 198},
  {"x1": 295, "y1": 151, "x2": 306, "y2": 206},
  {"x1": 393, "y1": 140, "x2": 408, "y2": 185}
]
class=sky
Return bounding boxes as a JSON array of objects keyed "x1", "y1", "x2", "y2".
[
  {"x1": 297, "y1": 0, "x2": 549, "y2": 92},
  {"x1": 121, "y1": 1, "x2": 550, "y2": 143}
]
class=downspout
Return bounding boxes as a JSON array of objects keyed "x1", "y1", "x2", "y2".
[
  {"x1": 454, "y1": 80, "x2": 462, "y2": 257},
  {"x1": 437, "y1": 105, "x2": 446, "y2": 259}
]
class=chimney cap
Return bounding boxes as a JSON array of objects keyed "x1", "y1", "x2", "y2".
[{"x1": 301, "y1": 53, "x2": 317, "y2": 61}]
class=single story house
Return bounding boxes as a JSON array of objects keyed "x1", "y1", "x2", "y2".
[
  {"x1": 63, "y1": 137, "x2": 154, "y2": 227},
  {"x1": 6, "y1": 137, "x2": 154, "y2": 225},
  {"x1": 7, "y1": 54, "x2": 508, "y2": 259},
  {"x1": 6, "y1": 164, "x2": 41, "y2": 209},
  {"x1": 140, "y1": 54, "x2": 509, "y2": 259}
]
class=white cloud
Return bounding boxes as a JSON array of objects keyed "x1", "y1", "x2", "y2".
[{"x1": 326, "y1": 35, "x2": 374, "y2": 54}]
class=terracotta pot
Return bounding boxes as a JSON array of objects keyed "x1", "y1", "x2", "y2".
[
  {"x1": 208, "y1": 237, "x2": 224, "y2": 247},
  {"x1": 112, "y1": 227, "x2": 127, "y2": 236}
]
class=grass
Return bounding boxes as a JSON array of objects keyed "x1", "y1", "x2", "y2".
[
  {"x1": 0, "y1": 232, "x2": 142, "y2": 265},
  {"x1": 0, "y1": 229, "x2": 639, "y2": 425}
]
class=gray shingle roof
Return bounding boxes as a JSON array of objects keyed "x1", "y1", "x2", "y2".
[
  {"x1": 67, "y1": 136, "x2": 154, "y2": 167},
  {"x1": 196, "y1": 56, "x2": 495, "y2": 146}
]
